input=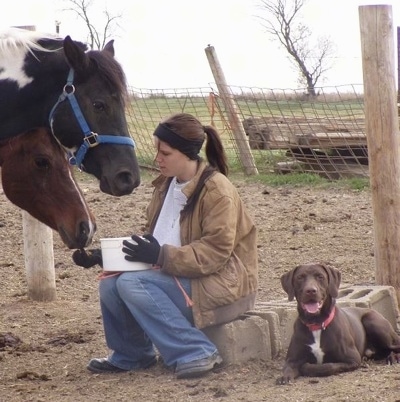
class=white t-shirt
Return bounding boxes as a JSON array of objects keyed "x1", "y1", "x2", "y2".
[{"x1": 153, "y1": 177, "x2": 188, "y2": 247}]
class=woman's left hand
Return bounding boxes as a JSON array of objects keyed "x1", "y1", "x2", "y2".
[{"x1": 122, "y1": 234, "x2": 160, "y2": 264}]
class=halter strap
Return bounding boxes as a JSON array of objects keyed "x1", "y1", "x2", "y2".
[
  {"x1": 49, "y1": 68, "x2": 135, "y2": 169},
  {"x1": 71, "y1": 133, "x2": 136, "y2": 167}
]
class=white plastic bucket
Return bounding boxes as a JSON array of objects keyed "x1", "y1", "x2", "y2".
[{"x1": 100, "y1": 237, "x2": 152, "y2": 271}]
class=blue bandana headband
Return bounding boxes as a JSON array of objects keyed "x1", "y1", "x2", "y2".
[{"x1": 153, "y1": 123, "x2": 204, "y2": 160}]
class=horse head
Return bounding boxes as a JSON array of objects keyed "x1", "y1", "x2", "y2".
[
  {"x1": 0, "y1": 127, "x2": 96, "y2": 249},
  {"x1": 50, "y1": 36, "x2": 141, "y2": 196}
]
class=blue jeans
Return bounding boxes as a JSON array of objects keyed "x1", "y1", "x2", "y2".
[{"x1": 98, "y1": 269, "x2": 218, "y2": 370}]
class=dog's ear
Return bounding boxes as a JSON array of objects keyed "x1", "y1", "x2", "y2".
[
  {"x1": 321, "y1": 263, "x2": 341, "y2": 298},
  {"x1": 280, "y1": 267, "x2": 298, "y2": 301}
]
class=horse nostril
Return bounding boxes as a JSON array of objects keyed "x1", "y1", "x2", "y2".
[
  {"x1": 79, "y1": 221, "x2": 90, "y2": 237},
  {"x1": 117, "y1": 171, "x2": 130, "y2": 183},
  {"x1": 117, "y1": 170, "x2": 139, "y2": 187},
  {"x1": 113, "y1": 171, "x2": 140, "y2": 195}
]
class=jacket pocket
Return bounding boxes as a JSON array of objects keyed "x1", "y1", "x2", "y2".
[{"x1": 197, "y1": 253, "x2": 246, "y2": 310}]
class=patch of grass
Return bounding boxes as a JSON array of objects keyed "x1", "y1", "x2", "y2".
[
  {"x1": 243, "y1": 172, "x2": 370, "y2": 190},
  {"x1": 253, "y1": 172, "x2": 329, "y2": 186},
  {"x1": 331, "y1": 177, "x2": 370, "y2": 191}
]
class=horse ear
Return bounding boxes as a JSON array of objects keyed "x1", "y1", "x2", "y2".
[
  {"x1": 103, "y1": 40, "x2": 115, "y2": 57},
  {"x1": 280, "y1": 267, "x2": 298, "y2": 301},
  {"x1": 322, "y1": 262, "x2": 341, "y2": 298},
  {"x1": 63, "y1": 35, "x2": 90, "y2": 73}
]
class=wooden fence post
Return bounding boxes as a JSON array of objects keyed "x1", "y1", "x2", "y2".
[
  {"x1": 205, "y1": 45, "x2": 258, "y2": 175},
  {"x1": 359, "y1": 5, "x2": 400, "y2": 302},
  {"x1": 22, "y1": 212, "x2": 56, "y2": 301}
]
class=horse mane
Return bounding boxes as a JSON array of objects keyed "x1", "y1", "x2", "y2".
[
  {"x1": 0, "y1": 28, "x2": 127, "y2": 101},
  {"x1": 87, "y1": 48, "x2": 128, "y2": 102},
  {"x1": 0, "y1": 28, "x2": 61, "y2": 58}
]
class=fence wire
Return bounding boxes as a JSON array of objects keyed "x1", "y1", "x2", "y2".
[{"x1": 126, "y1": 84, "x2": 370, "y2": 179}]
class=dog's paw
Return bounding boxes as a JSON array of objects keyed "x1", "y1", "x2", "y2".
[
  {"x1": 275, "y1": 376, "x2": 294, "y2": 385},
  {"x1": 386, "y1": 351, "x2": 400, "y2": 365}
]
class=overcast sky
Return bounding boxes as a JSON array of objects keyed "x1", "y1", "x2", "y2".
[{"x1": 1, "y1": 0, "x2": 400, "y2": 90}]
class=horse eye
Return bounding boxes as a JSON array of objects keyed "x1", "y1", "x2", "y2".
[
  {"x1": 35, "y1": 157, "x2": 50, "y2": 169},
  {"x1": 93, "y1": 100, "x2": 106, "y2": 111}
]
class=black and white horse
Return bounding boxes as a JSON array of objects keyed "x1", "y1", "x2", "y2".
[{"x1": 0, "y1": 28, "x2": 140, "y2": 196}]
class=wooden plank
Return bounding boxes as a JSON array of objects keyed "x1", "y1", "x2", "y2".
[
  {"x1": 275, "y1": 159, "x2": 369, "y2": 179},
  {"x1": 295, "y1": 131, "x2": 367, "y2": 148}
]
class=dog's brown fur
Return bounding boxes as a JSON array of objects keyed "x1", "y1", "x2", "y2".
[{"x1": 277, "y1": 262, "x2": 400, "y2": 384}]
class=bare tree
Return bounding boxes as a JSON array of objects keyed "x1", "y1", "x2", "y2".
[
  {"x1": 258, "y1": 0, "x2": 335, "y2": 96},
  {"x1": 61, "y1": 0, "x2": 122, "y2": 49}
]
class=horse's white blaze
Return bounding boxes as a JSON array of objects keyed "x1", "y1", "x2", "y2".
[
  {"x1": 67, "y1": 168, "x2": 96, "y2": 243},
  {"x1": 309, "y1": 330, "x2": 325, "y2": 364}
]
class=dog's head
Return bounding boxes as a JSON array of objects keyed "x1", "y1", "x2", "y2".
[{"x1": 280, "y1": 262, "x2": 341, "y2": 317}]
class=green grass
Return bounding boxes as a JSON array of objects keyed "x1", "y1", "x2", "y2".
[{"x1": 243, "y1": 172, "x2": 370, "y2": 191}]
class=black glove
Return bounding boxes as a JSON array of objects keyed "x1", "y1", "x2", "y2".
[
  {"x1": 122, "y1": 234, "x2": 160, "y2": 265},
  {"x1": 72, "y1": 249, "x2": 103, "y2": 268}
]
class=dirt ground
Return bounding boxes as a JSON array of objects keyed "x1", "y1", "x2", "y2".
[{"x1": 1, "y1": 171, "x2": 400, "y2": 402}]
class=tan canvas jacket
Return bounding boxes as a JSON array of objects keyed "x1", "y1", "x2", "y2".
[{"x1": 146, "y1": 161, "x2": 258, "y2": 329}]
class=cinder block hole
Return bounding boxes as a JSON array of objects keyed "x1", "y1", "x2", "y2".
[
  {"x1": 338, "y1": 288, "x2": 372, "y2": 299},
  {"x1": 349, "y1": 289, "x2": 372, "y2": 299},
  {"x1": 338, "y1": 289, "x2": 353, "y2": 297}
]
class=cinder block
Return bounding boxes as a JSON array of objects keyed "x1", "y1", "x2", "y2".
[
  {"x1": 202, "y1": 315, "x2": 271, "y2": 365},
  {"x1": 336, "y1": 285, "x2": 400, "y2": 332},
  {"x1": 245, "y1": 310, "x2": 281, "y2": 358},
  {"x1": 248, "y1": 306, "x2": 297, "y2": 352}
]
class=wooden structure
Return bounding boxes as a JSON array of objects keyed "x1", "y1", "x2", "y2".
[
  {"x1": 242, "y1": 116, "x2": 367, "y2": 149},
  {"x1": 22, "y1": 213, "x2": 56, "y2": 301},
  {"x1": 205, "y1": 45, "x2": 258, "y2": 175},
  {"x1": 242, "y1": 115, "x2": 369, "y2": 179},
  {"x1": 359, "y1": 5, "x2": 400, "y2": 303}
]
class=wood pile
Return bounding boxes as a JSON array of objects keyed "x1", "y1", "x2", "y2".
[
  {"x1": 242, "y1": 116, "x2": 367, "y2": 150},
  {"x1": 242, "y1": 116, "x2": 369, "y2": 179}
]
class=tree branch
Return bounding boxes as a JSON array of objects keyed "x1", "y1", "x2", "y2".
[{"x1": 257, "y1": 0, "x2": 335, "y2": 96}]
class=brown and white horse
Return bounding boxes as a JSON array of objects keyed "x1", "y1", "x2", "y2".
[{"x1": 0, "y1": 127, "x2": 96, "y2": 249}]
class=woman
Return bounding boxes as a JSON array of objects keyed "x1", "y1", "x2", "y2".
[{"x1": 73, "y1": 113, "x2": 258, "y2": 379}]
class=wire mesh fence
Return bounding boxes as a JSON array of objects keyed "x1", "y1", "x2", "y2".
[{"x1": 126, "y1": 84, "x2": 371, "y2": 179}]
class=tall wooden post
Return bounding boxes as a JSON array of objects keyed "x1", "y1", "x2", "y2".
[
  {"x1": 359, "y1": 5, "x2": 400, "y2": 302},
  {"x1": 205, "y1": 45, "x2": 258, "y2": 175},
  {"x1": 22, "y1": 212, "x2": 56, "y2": 301},
  {"x1": 397, "y1": 26, "x2": 400, "y2": 103}
]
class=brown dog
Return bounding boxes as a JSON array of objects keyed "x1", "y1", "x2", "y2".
[{"x1": 277, "y1": 262, "x2": 400, "y2": 384}]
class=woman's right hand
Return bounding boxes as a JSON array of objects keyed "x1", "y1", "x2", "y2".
[{"x1": 72, "y1": 249, "x2": 103, "y2": 268}]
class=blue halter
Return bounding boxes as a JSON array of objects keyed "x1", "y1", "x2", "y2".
[{"x1": 48, "y1": 68, "x2": 135, "y2": 169}]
